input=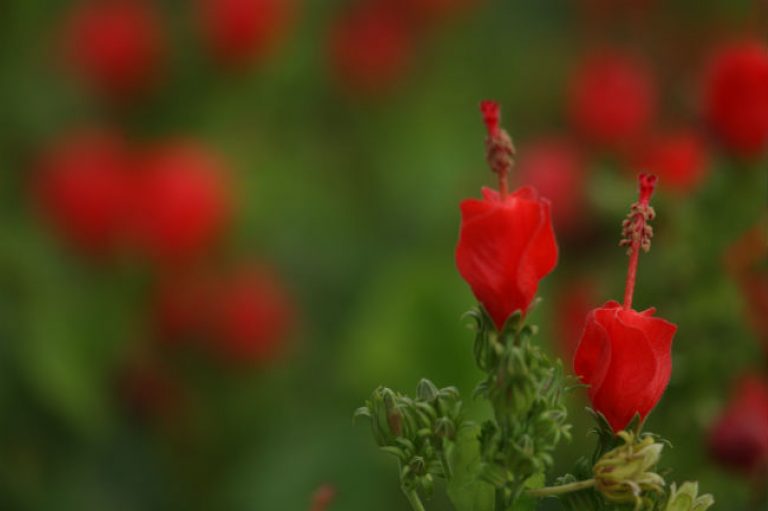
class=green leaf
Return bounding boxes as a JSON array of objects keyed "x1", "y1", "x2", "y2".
[{"x1": 446, "y1": 423, "x2": 495, "y2": 511}]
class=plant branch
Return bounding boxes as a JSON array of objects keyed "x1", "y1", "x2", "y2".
[
  {"x1": 402, "y1": 486, "x2": 426, "y2": 511},
  {"x1": 525, "y1": 478, "x2": 596, "y2": 498}
]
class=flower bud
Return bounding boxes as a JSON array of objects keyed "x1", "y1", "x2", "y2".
[
  {"x1": 434, "y1": 417, "x2": 456, "y2": 441},
  {"x1": 362, "y1": 387, "x2": 404, "y2": 444},
  {"x1": 594, "y1": 432, "x2": 665, "y2": 506},
  {"x1": 416, "y1": 378, "x2": 439, "y2": 403},
  {"x1": 664, "y1": 482, "x2": 714, "y2": 511}
]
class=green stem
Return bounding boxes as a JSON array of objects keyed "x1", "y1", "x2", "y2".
[
  {"x1": 402, "y1": 486, "x2": 426, "y2": 511},
  {"x1": 495, "y1": 487, "x2": 508, "y2": 511},
  {"x1": 525, "y1": 479, "x2": 596, "y2": 498}
]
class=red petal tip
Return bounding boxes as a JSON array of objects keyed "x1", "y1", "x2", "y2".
[
  {"x1": 480, "y1": 100, "x2": 501, "y2": 137},
  {"x1": 638, "y1": 173, "x2": 657, "y2": 204}
]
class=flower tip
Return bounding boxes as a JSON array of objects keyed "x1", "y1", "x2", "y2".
[
  {"x1": 480, "y1": 100, "x2": 501, "y2": 136},
  {"x1": 638, "y1": 173, "x2": 658, "y2": 203}
]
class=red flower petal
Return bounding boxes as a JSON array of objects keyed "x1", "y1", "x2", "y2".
[
  {"x1": 456, "y1": 186, "x2": 557, "y2": 330},
  {"x1": 574, "y1": 302, "x2": 676, "y2": 431}
]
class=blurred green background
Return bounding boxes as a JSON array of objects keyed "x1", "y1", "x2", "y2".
[{"x1": 0, "y1": 0, "x2": 766, "y2": 510}]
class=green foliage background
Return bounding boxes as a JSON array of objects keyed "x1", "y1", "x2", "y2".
[{"x1": 0, "y1": 1, "x2": 765, "y2": 510}]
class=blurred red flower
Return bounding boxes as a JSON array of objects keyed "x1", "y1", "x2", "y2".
[
  {"x1": 704, "y1": 40, "x2": 768, "y2": 158},
  {"x1": 632, "y1": 131, "x2": 710, "y2": 195},
  {"x1": 456, "y1": 186, "x2": 558, "y2": 330},
  {"x1": 709, "y1": 375, "x2": 768, "y2": 475},
  {"x1": 573, "y1": 300, "x2": 677, "y2": 432},
  {"x1": 34, "y1": 130, "x2": 133, "y2": 256},
  {"x1": 516, "y1": 138, "x2": 588, "y2": 234},
  {"x1": 329, "y1": 1, "x2": 414, "y2": 96},
  {"x1": 724, "y1": 224, "x2": 768, "y2": 353},
  {"x1": 62, "y1": 0, "x2": 165, "y2": 98},
  {"x1": 394, "y1": 0, "x2": 479, "y2": 28},
  {"x1": 555, "y1": 278, "x2": 597, "y2": 360},
  {"x1": 568, "y1": 50, "x2": 657, "y2": 150},
  {"x1": 134, "y1": 142, "x2": 232, "y2": 265},
  {"x1": 198, "y1": 0, "x2": 297, "y2": 67},
  {"x1": 209, "y1": 265, "x2": 295, "y2": 364}
]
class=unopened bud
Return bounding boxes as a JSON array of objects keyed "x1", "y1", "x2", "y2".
[
  {"x1": 594, "y1": 431, "x2": 665, "y2": 507},
  {"x1": 434, "y1": 417, "x2": 456, "y2": 440},
  {"x1": 665, "y1": 482, "x2": 714, "y2": 511},
  {"x1": 416, "y1": 378, "x2": 439, "y2": 403}
]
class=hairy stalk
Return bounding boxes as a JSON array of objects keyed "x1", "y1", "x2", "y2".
[{"x1": 525, "y1": 479, "x2": 596, "y2": 498}]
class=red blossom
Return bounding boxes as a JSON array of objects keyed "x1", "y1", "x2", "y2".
[
  {"x1": 62, "y1": 0, "x2": 165, "y2": 98},
  {"x1": 456, "y1": 186, "x2": 558, "y2": 330},
  {"x1": 709, "y1": 375, "x2": 768, "y2": 475},
  {"x1": 704, "y1": 40, "x2": 768, "y2": 158},
  {"x1": 632, "y1": 131, "x2": 710, "y2": 195},
  {"x1": 457, "y1": 102, "x2": 557, "y2": 330},
  {"x1": 198, "y1": 0, "x2": 297, "y2": 67},
  {"x1": 568, "y1": 50, "x2": 657, "y2": 150},
  {"x1": 329, "y1": 1, "x2": 414, "y2": 96},
  {"x1": 133, "y1": 142, "x2": 232, "y2": 265},
  {"x1": 394, "y1": 0, "x2": 480, "y2": 28},
  {"x1": 516, "y1": 138, "x2": 588, "y2": 234},
  {"x1": 574, "y1": 300, "x2": 676, "y2": 432},
  {"x1": 210, "y1": 266, "x2": 296, "y2": 363},
  {"x1": 725, "y1": 224, "x2": 768, "y2": 353},
  {"x1": 573, "y1": 174, "x2": 677, "y2": 432},
  {"x1": 309, "y1": 485, "x2": 337, "y2": 511},
  {"x1": 34, "y1": 130, "x2": 133, "y2": 256}
]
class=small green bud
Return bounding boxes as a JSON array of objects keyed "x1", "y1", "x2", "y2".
[
  {"x1": 594, "y1": 431, "x2": 665, "y2": 509},
  {"x1": 382, "y1": 390, "x2": 403, "y2": 437},
  {"x1": 434, "y1": 417, "x2": 456, "y2": 440},
  {"x1": 665, "y1": 482, "x2": 715, "y2": 511},
  {"x1": 416, "y1": 379, "x2": 440, "y2": 403}
]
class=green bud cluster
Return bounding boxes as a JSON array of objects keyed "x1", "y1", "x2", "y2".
[
  {"x1": 469, "y1": 307, "x2": 572, "y2": 504},
  {"x1": 355, "y1": 379, "x2": 462, "y2": 498},
  {"x1": 664, "y1": 482, "x2": 714, "y2": 511},
  {"x1": 593, "y1": 431, "x2": 665, "y2": 510}
]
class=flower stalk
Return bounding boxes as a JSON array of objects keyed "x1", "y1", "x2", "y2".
[{"x1": 621, "y1": 173, "x2": 657, "y2": 310}]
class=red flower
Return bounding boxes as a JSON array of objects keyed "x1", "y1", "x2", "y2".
[
  {"x1": 329, "y1": 1, "x2": 414, "y2": 96},
  {"x1": 725, "y1": 225, "x2": 768, "y2": 353},
  {"x1": 704, "y1": 40, "x2": 768, "y2": 158},
  {"x1": 574, "y1": 300, "x2": 676, "y2": 432},
  {"x1": 210, "y1": 265, "x2": 295, "y2": 363},
  {"x1": 709, "y1": 375, "x2": 768, "y2": 475},
  {"x1": 62, "y1": 0, "x2": 165, "y2": 98},
  {"x1": 574, "y1": 174, "x2": 677, "y2": 432},
  {"x1": 633, "y1": 131, "x2": 710, "y2": 195},
  {"x1": 516, "y1": 138, "x2": 588, "y2": 234},
  {"x1": 34, "y1": 130, "x2": 133, "y2": 256},
  {"x1": 134, "y1": 142, "x2": 232, "y2": 265},
  {"x1": 198, "y1": 0, "x2": 296, "y2": 67},
  {"x1": 456, "y1": 186, "x2": 558, "y2": 330},
  {"x1": 394, "y1": 0, "x2": 480, "y2": 28},
  {"x1": 568, "y1": 50, "x2": 656, "y2": 149}
]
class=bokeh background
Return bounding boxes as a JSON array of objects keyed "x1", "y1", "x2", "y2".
[{"x1": 0, "y1": 0, "x2": 767, "y2": 510}]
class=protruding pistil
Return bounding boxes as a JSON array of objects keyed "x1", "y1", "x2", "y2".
[
  {"x1": 620, "y1": 173, "x2": 658, "y2": 310},
  {"x1": 480, "y1": 100, "x2": 516, "y2": 199}
]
